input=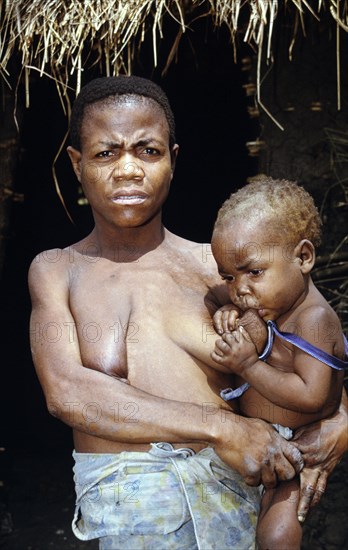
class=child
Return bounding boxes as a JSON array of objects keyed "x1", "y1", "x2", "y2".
[{"x1": 210, "y1": 177, "x2": 347, "y2": 550}]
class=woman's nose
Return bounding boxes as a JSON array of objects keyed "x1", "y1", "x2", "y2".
[{"x1": 113, "y1": 153, "x2": 144, "y2": 181}]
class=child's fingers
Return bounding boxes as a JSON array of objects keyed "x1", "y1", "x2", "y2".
[
  {"x1": 213, "y1": 306, "x2": 241, "y2": 335},
  {"x1": 214, "y1": 338, "x2": 229, "y2": 354},
  {"x1": 211, "y1": 350, "x2": 224, "y2": 363},
  {"x1": 216, "y1": 332, "x2": 238, "y2": 350},
  {"x1": 213, "y1": 310, "x2": 224, "y2": 335},
  {"x1": 213, "y1": 310, "x2": 233, "y2": 334},
  {"x1": 221, "y1": 331, "x2": 234, "y2": 344},
  {"x1": 222, "y1": 311, "x2": 232, "y2": 333},
  {"x1": 225, "y1": 310, "x2": 239, "y2": 333},
  {"x1": 222, "y1": 327, "x2": 243, "y2": 344}
]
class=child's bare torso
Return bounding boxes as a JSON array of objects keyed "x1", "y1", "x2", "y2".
[{"x1": 238, "y1": 284, "x2": 345, "y2": 429}]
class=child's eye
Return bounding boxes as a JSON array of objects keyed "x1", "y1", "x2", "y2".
[
  {"x1": 249, "y1": 269, "x2": 263, "y2": 276},
  {"x1": 221, "y1": 275, "x2": 235, "y2": 282}
]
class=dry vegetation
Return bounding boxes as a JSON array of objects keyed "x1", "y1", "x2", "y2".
[{"x1": 1, "y1": 1, "x2": 348, "y2": 108}]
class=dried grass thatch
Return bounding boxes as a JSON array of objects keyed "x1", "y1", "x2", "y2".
[
  {"x1": 0, "y1": 1, "x2": 347, "y2": 328},
  {"x1": 1, "y1": 0, "x2": 348, "y2": 113}
]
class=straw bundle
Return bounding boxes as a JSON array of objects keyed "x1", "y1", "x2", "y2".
[
  {"x1": 1, "y1": 2, "x2": 347, "y2": 323},
  {"x1": 1, "y1": 1, "x2": 347, "y2": 110}
]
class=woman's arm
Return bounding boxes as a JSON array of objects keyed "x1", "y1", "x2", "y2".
[{"x1": 29, "y1": 253, "x2": 303, "y2": 487}]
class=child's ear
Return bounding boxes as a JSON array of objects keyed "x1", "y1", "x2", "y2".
[{"x1": 294, "y1": 239, "x2": 315, "y2": 274}]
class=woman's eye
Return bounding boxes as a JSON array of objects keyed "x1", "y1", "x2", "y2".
[
  {"x1": 250, "y1": 269, "x2": 263, "y2": 276},
  {"x1": 96, "y1": 151, "x2": 113, "y2": 158},
  {"x1": 144, "y1": 147, "x2": 159, "y2": 155}
]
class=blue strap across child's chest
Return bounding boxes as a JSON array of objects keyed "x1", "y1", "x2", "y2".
[
  {"x1": 220, "y1": 320, "x2": 348, "y2": 402},
  {"x1": 260, "y1": 320, "x2": 348, "y2": 369}
]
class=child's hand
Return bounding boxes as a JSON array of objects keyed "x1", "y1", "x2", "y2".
[
  {"x1": 211, "y1": 325, "x2": 259, "y2": 374},
  {"x1": 213, "y1": 304, "x2": 240, "y2": 335},
  {"x1": 238, "y1": 309, "x2": 268, "y2": 355}
]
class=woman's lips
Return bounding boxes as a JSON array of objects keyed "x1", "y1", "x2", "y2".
[{"x1": 110, "y1": 192, "x2": 148, "y2": 205}]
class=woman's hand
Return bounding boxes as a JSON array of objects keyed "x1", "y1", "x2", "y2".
[{"x1": 293, "y1": 388, "x2": 348, "y2": 521}]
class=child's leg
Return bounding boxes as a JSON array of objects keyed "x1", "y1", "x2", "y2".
[{"x1": 257, "y1": 478, "x2": 302, "y2": 550}]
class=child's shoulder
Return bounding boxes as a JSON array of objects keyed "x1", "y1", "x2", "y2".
[
  {"x1": 297, "y1": 305, "x2": 342, "y2": 339},
  {"x1": 290, "y1": 295, "x2": 346, "y2": 360},
  {"x1": 294, "y1": 283, "x2": 341, "y2": 328}
]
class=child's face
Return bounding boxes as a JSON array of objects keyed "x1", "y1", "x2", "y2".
[{"x1": 211, "y1": 218, "x2": 308, "y2": 321}]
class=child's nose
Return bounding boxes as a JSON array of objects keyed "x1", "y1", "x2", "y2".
[{"x1": 235, "y1": 279, "x2": 251, "y2": 297}]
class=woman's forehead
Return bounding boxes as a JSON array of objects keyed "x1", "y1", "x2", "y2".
[
  {"x1": 80, "y1": 97, "x2": 170, "y2": 145},
  {"x1": 85, "y1": 94, "x2": 166, "y2": 121}
]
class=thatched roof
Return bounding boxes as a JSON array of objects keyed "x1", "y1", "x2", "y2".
[{"x1": 1, "y1": 0, "x2": 347, "y2": 111}]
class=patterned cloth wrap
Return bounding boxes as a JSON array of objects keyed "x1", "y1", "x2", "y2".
[{"x1": 72, "y1": 443, "x2": 261, "y2": 550}]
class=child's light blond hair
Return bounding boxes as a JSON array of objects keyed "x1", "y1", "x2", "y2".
[{"x1": 214, "y1": 176, "x2": 322, "y2": 247}]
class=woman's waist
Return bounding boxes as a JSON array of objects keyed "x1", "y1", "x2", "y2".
[{"x1": 73, "y1": 430, "x2": 208, "y2": 454}]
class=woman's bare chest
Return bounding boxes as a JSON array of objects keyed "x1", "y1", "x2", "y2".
[{"x1": 68, "y1": 262, "x2": 218, "y2": 376}]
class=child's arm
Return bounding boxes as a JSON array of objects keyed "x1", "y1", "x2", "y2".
[{"x1": 212, "y1": 307, "x2": 345, "y2": 414}]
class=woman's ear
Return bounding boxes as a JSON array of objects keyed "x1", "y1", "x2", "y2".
[
  {"x1": 67, "y1": 146, "x2": 82, "y2": 182},
  {"x1": 295, "y1": 239, "x2": 316, "y2": 274},
  {"x1": 170, "y1": 144, "x2": 179, "y2": 176}
]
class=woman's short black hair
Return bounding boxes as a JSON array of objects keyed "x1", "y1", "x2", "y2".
[{"x1": 69, "y1": 75, "x2": 176, "y2": 150}]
